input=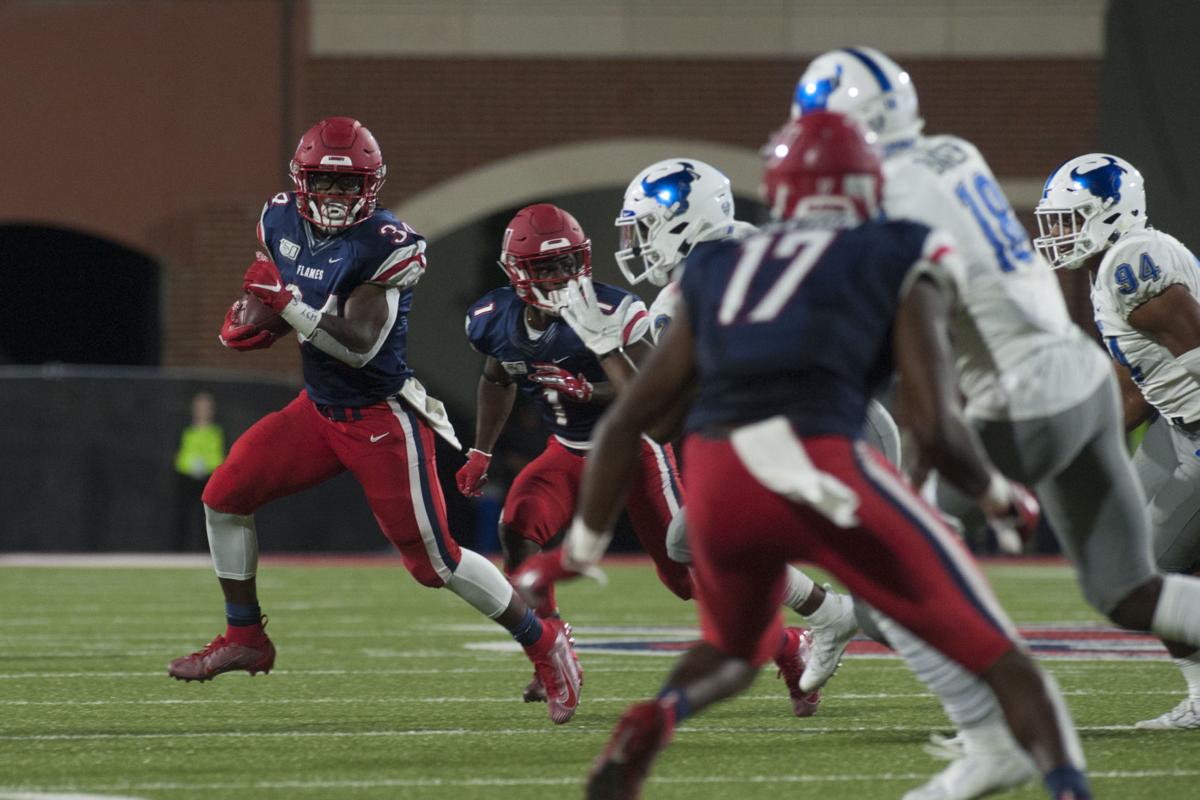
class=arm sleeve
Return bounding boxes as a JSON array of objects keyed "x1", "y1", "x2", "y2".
[
  {"x1": 618, "y1": 297, "x2": 650, "y2": 346},
  {"x1": 464, "y1": 298, "x2": 497, "y2": 355},
  {"x1": 368, "y1": 238, "x2": 428, "y2": 289},
  {"x1": 898, "y1": 227, "x2": 965, "y2": 304}
]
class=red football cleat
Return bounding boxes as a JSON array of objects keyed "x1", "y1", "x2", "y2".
[
  {"x1": 774, "y1": 626, "x2": 821, "y2": 717},
  {"x1": 168, "y1": 621, "x2": 276, "y2": 682},
  {"x1": 523, "y1": 617, "x2": 582, "y2": 724},
  {"x1": 587, "y1": 699, "x2": 677, "y2": 800}
]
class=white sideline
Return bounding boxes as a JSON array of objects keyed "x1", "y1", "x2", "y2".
[{"x1": 0, "y1": 553, "x2": 214, "y2": 568}]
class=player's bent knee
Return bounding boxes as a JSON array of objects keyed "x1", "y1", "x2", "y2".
[
  {"x1": 201, "y1": 463, "x2": 258, "y2": 516},
  {"x1": 410, "y1": 566, "x2": 447, "y2": 589}
]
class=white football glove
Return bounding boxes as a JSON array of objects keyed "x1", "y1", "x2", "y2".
[{"x1": 561, "y1": 276, "x2": 633, "y2": 356}]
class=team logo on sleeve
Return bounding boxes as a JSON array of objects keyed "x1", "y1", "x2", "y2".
[
  {"x1": 641, "y1": 162, "x2": 701, "y2": 215},
  {"x1": 279, "y1": 239, "x2": 301, "y2": 261},
  {"x1": 654, "y1": 314, "x2": 671, "y2": 339}
]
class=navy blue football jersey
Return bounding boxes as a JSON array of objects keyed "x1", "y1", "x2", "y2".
[
  {"x1": 683, "y1": 217, "x2": 944, "y2": 438},
  {"x1": 256, "y1": 192, "x2": 427, "y2": 406},
  {"x1": 465, "y1": 284, "x2": 648, "y2": 445}
]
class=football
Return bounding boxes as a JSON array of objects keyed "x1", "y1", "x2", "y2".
[{"x1": 232, "y1": 292, "x2": 293, "y2": 336}]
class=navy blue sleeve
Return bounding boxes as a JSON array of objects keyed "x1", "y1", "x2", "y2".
[{"x1": 465, "y1": 290, "x2": 505, "y2": 356}]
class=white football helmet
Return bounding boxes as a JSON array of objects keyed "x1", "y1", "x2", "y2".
[
  {"x1": 791, "y1": 47, "x2": 923, "y2": 149},
  {"x1": 615, "y1": 158, "x2": 735, "y2": 287},
  {"x1": 1033, "y1": 153, "x2": 1147, "y2": 270}
]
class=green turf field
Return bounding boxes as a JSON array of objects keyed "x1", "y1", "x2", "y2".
[{"x1": 1, "y1": 559, "x2": 1197, "y2": 799}]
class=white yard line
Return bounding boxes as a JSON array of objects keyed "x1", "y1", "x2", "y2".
[
  {"x1": 1, "y1": 769, "x2": 1195, "y2": 794},
  {"x1": 0, "y1": 687, "x2": 1186, "y2": 707},
  {"x1": 0, "y1": 723, "x2": 1156, "y2": 743}
]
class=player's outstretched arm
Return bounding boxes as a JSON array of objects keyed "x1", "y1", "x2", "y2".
[
  {"x1": 895, "y1": 277, "x2": 992, "y2": 497},
  {"x1": 895, "y1": 276, "x2": 1039, "y2": 552},
  {"x1": 1127, "y1": 283, "x2": 1200, "y2": 388},
  {"x1": 568, "y1": 305, "x2": 697, "y2": 562},
  {"x1": 456, "y1": 358, "x2": 516, "y2": 498},
  {"x1": 591, "y1": 339, "x2": 653, "y2": 400}
]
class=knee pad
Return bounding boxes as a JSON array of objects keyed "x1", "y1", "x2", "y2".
[
  {"x1": 205, "y1": 505, "x2": 258, "y2": 580},
  {"x1": 665, "y1": 508, "x2": 692, "y2": 565},
  {"x1": 444, "y1": 548, "x2": 514, "y2": 619}
]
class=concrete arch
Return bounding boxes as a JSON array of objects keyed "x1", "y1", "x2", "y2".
[{"x1": 394, "y1": 138, "x2": 764, "y2": 239}]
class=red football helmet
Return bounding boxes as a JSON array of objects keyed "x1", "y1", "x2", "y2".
[
  {"x1": 499, "y1": 204, "x2": 592, "y2": 314},
  {"x1": 289, "y1": 117, "x2": 387, "y2": 231},
  {"x1": 761, "y1": 111, "x2": 882, "y2": 223}
]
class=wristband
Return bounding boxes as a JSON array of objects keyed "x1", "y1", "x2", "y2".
[{"x1": 279, "y1": 294, "x2": 321, "y2": 339}]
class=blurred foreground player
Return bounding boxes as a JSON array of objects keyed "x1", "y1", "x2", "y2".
[
  {"x1": 166, "y1": 117, "x2": 581, "y2": 725},
  {"x1": 548, "y1": 112, "x2": 1092, "y2": 800}
]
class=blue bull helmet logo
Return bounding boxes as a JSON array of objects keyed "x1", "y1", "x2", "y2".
[
  {"x1": 1070, "y1": 156, "x2": 1127, "y2": 204},
  {"x1": 642, "y1": 162, "x2": 701, "y2": 215}
]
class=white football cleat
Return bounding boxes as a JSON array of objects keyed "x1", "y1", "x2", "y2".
[
  {"x1": 902, "y1": 746, "x2": 1037, "y2": 800},
  {"x1": 799, "y1": 586, "x2": 858, "y2": 693},
  {"x1": 1135, "y1": 698, "x2": 1200, "y2": 730}
]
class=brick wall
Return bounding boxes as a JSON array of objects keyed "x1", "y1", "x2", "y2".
[{"x1": 304, "y1": 57, "x2": 1099, "y2": 203}]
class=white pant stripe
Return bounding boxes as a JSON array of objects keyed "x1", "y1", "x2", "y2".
[
  {"x1": 642, "y1": 435, "x2": 681, "y2": 518},
  {"x1": 389, "y1": 399, "x2": 453, "y2": 582},
  {"x1": 858, "y1": 452, "x2": 1018, "y2": 641}
]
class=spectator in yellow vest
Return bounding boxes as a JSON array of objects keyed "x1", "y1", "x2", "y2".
[{"x1": 174, "y1": 392, "x2": 225, "y2": 551}]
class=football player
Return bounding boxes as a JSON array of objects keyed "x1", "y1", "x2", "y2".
[
  {"x1": 167, "y1": 118, "x2": 582, "y2": 726},
  {"x1": 792, "y1": 47, "x2": 1200, "y2": 798},
  {"x1": 1037, "y1": 153, "x2": 1200, "y2": 729},
  {"x1": 557, "y1": 111, "x2": 1092, "y2": 800},
  {"x1": 457, "y1": 202, "x2": 690, "y2": 706},
  {"x1": 615, "y1": 156, "x2": 897, "y2": 714}
]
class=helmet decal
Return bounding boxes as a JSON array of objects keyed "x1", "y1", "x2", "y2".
[
  {"x1": 640, "y1": 162, "x2": 701, "y2": 215},
  {"x1": 794, "y1": 64, "x2": 842, "y2": 114},
  {"x1": 1069, "y1": 156, "x2": 1127, "y2": 205}
]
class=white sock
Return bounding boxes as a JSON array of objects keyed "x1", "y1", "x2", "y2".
[
  {"x1": 444, "y1": 548, "x2": 515, "y2": 620},
  {"x1": 959, "y1": 710, "x2": 1018, "y2": 753},
  {"x1": 872, "y1": 611, "x2": 998, "y2": 728},
  {"x1": 1177, "y1": 652, "x2": 1200, "y2": 700},
  {"x1": 782, "y1": 566, "x2": 816, "y2": 613},
  {"x1": 1151, "y1": 574, "x2": 1200, "y2": 647}
]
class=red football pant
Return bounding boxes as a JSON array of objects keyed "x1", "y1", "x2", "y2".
[
  {"x1": 203, "y1": 391, "x2": 461, "y2": 587},
  {"x1": 684, "y1": 431, "x2": 1016, "y2": 671},
  {"x1": 502, "y1": 436, "x2": 692, "y2": 600}
]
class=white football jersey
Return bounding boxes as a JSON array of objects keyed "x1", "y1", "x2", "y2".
[
  {"x1": 649, "y1": 220, "x2": 759, "y2": 345},
  {"x1": 884, "y1": 135, "x2": 1109, "y2": 421},
  {"x1": 1092, "y1": 228, "x2": 1200, "y2": 424}
]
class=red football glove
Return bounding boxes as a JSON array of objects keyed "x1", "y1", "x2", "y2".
[
  {"x1": 242, "y1": 252, "x2": 293, "y2": 313},
  {"x1": 455, "y1": 448, "x2": 492, "y2": 497},
  {"x1": 513, "y1": 549, "x2": 583, "y2": 616},
  {"x1": 979, "y1": 476, "x2": 1040, "y2": 555},
  {"x1": 218, "y1": 300, "x2": 276, "y2": 351},
  {"x1": 529, "y1": 363, "x2": 593, "y2": 402}
]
